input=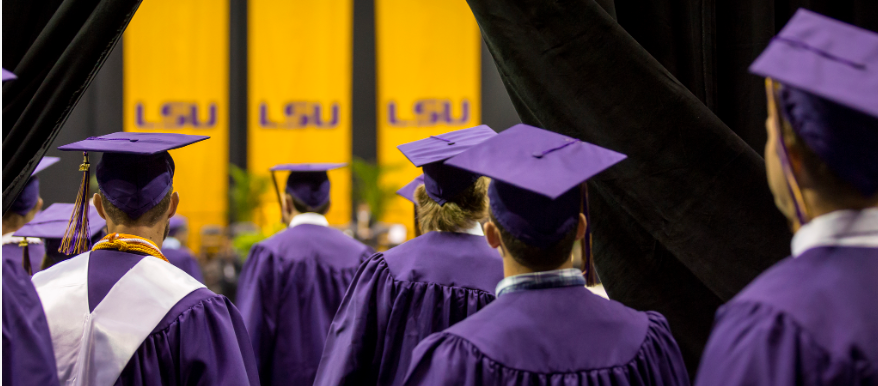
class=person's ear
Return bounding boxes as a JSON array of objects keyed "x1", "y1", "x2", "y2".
[
  {"x1": 576, "y1": 213, "x2": 587, "y2": 240},
  {"x1": 34, "y1": 197, "x2": 44, "y2": 213},
  {"x1": 167, "y1": 192, "x2": 180, "y2": 219},
  {"x1": 283, "y1": 194, "x2": 294, "y2": 215},
  {"x1": 93, "y1": 193, "x2": 109, "y2": 220},
  {"x1": 484, "y1": 221, "x2": 503, "y2": 249}
]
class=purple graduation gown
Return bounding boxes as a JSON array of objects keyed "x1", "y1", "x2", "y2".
[
  {"x1": 85, "y1": 249, "x2": 259, "y2": 385},
  {"x1": 236, "y1": 224, "x2": 373, "y2": 386},
  {"x1": 2, "y1": 258, "x2": 59, "y2": 386},
  {"x1": 404, "y1": 285, "x2": 690, "y2": 386},
  {"x1": 696, "y1": 246, "x2": 878, "y2": 385},
  {"x1": 313, "y1": 231, "x2": 504, "y2": 386},
  {"x1": 163, "y1": 246, "x2": 204, "y2": 283},
  {"x1": 3, "y1": 241, "x2": 46, "y2": 274}
]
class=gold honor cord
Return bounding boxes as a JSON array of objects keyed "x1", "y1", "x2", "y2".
[
  {"x1": 766, "y1": 78, "x2": 811, "y2": 231},
  {"x1": 92, "y1": 233, "x2": 170, "y2": 263}
]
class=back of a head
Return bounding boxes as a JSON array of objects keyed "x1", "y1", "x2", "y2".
[
  {"x1": 414, "y1": 177, "x2": 488, "y2": 233},
  {"x1": 97, "y1": 151, "x2": 176, "y2": 227}
]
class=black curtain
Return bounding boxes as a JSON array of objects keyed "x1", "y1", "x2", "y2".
[
  {"x1": 2, "y1": 0, "x2": 142, "y2": 215},
  {"x1": 466, "y1": 0, "x2": 797, "y2": 375}
]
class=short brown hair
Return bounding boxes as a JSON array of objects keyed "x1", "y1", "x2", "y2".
[
  {"x1": 490, "y1": 212, "x2": 577, "y2": 271},
  {"x1": 415, "y1": 177, "x2": 488, "y2": 233},
  {"x1": 100, "y1": 189, "x2": 173, "y2": 226},
  {"x1": 291, "y1": 196, "x2": 330, "y2": 215}
]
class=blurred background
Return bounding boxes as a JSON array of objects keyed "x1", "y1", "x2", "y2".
[{"x1": 37, "y1": 0, "x2": 521, "y2": 295}]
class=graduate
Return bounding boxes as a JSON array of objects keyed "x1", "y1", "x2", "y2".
[
  {"x1": 3, "y1": 257, "x2": 59, "y2": 386},
  {"x1": 32, "y1": 132, "x2": 259, "y2": 385},
  {"x1": 236, "y1": 163, "x2": 373, "y2": 386},
  {"x1": 161, "y1": 214, "x2": 203, "y2": 282},
  {"x1": 13, "y1": 203, "x2": 107, "y2": 271},
  {"x1": 404, "y1": 124, "x2": 690, "y2": 386},
  {"x1": 695, "y1": 10, "x2": 878, "y2": 385},
  {"x1": 2, "y1": 156, "x2": 59, "y2": 275},
  {"x1": 313, "y1": 125, "x2": 505, "y2": 386}
]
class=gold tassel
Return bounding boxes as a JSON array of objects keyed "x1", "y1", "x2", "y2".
[
  {"x1": 19, "y1": 239, "x2": 32, "y2": 276},
  {"x1": 581, "y1": 183, "x2": 597, "y2": 286},
  {"x1": 60, "y1": 152, "x2": 91, "y2": 255}
]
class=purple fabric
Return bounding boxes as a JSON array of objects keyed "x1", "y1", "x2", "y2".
[
  {"x1": 168, "y1": 215, "x2": 188, "y2": 237},
  {"x1": 696, "y1": 246, "x2": 878, "y2": 385},
  {"x1": 445, "y1": 124, "x2": 626, "y2": 200},
  {"x1": 397, "y1": 126, "x2": 497, "y2": 205},
  {"x1": 57, "y1": 132, "x2": 209, "y2": 154},
  {"x1": 14, "y1": 203, "x2": 106, "y2": 239},
  {"x1": 32, "y1": 156, "x2": 60, "y2": 175},
  {"x1": 10, "y1": 177, "x2": 40, "y2": 215},
  {"x1": 236, "y1": 224, "x2": 373, "y2": 386},
  {"x1": 163, "y1": 247, "x2": 204, "y2": 283},
  {"x1": 749, "y1": 9, "x2": 878, "y2": 120},
  {"x1": 313, "y1": 231, "x2": 504, "y2": 386},
  {"x1": 421, "y1": 162, "x2": 480, "y2": 206},
  {"x1": 96, "y1": 151, "x2": 175, "y2": 220},
  {"x1": 270, "y1": 163, "x2": 346, "y2": 172},
  {"x1": 488, "y1": 180, "x2": 581, "y2": 248},
  {"x1": 404, "y1": 286, "x2": 690, "y2": 385},
  {"x1": 286, "y1": 171, "x2": 331, "y2": 208},
  {"x1": 3, "y1": 242, "x2": 46, "y2": 274},
  {"x1": 2, "y1": 68, "x2": 16, "y2": 81},
  {"x1": 84, "y1": 249, "x2": 259, "y2": 385},
  {"x1": 396, "y1": 174, "x2": 425, "y2": 204},
  {"x1": 778, "y1": 86, "x2": 878, "y2": 196},
  {"x1": 2, "y1": 258, "x2": 60, "y2": 386}
]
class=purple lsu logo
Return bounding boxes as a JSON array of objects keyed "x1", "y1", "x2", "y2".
[
  {"x1": 259, "y1": 102, "x2": 339, "y2": 129},
  {"x1": 135, "y1": 102, "x2": 217, "y2": 129},
  {"x1": 387, "y1": 99, "x2": 470, "y2": 127}
]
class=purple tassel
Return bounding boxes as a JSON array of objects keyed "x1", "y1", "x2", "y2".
[{"x1": 60, "y1": 152, "x2": 91, "y2": 255}]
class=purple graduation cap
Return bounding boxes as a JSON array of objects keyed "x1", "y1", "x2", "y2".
[
  {"x1": 2, "y1": 68, "x2": 16, "y2": 81},
  {"x1": 397, "y1": 125, "x2": 497, "y2": 206},
  {"x1": 270, "y1": 163, "x2": 346, "y2": 213},
  {"x1": 14, "y1": 203, "x2": 106, "y2": 240},
  {"x1": 750, "y1": 9, "x2": 878, "y2": 198},
  {"x1": 396, "y1": 174, "x2": 425, "y2": 205},
  {"x1": 168, "y1": 214, "x2": 188, "y2": 236},
  {"x1": 56, "y1": 132, "x2": 209, "y2": 255},
  {"x1": 10, "y1": 157, "x2": 60, "y2": 216},
  {"x1": 446, "y1": 124, "x2": 626, "y2": 284}
]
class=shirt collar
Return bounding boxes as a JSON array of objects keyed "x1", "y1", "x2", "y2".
[
  {"x1": 495, "y1": 268, "x2": 585, "y2": 297},
  {"x1": 289, "y1": 213, "x2": 330, "y2": 228},
  {"x1": 457, "y1": 222, "x2": 484, "y2": 236},
  {"x1": 791, "y1": 208, "x2": 878, "y2": 257},
  {"x1": 162, "y1": 237, "x2": 182, "y2": 250}
]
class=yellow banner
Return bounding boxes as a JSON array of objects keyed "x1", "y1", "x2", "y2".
[
  {"x1": 123, "y1": 0, "x2": 229, "y2": 254},
  {"x1": 376, "y1": 0, "x2": 481, "y2": 235},
  {"x1": 248, "y1": 0, "x2": 353, "y2": 228}
]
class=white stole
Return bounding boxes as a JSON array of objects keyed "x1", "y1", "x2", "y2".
[{"x1": 32, "y1": 252, "x2": 205, "y2": 386}]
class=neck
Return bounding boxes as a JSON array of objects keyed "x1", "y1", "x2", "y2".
[
  {"x1": 502, "y1": 253, "x2": 574, "y2": 278},
  {"x1": 802, "y1": 190, "x2": 878, "y2": 220},
  {"x1": 2, "y1": 216, "x2": 26, "y2": 235},
  {"x1": 106, "y1": 224, "x2": 165, "y2": 248}
]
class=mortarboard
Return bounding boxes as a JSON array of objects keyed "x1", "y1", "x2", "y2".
[
  {"x1": 168, "y1": 214, "x2": 188, "y2": 236},
  {"x1": 14, "y1": 203, "x2": 106, "y2": 240},
  {"x1": 10, "y1": 156, "x2": 60, "y2": 216},
  {"x1": 2, "y1": 68, "x2": 16, "y2": 81},
  {"x1": 396, "y1": 175, "x2": 425, "y2": 205},
  {"x1": 270, "y1": 163, "x2": 346, "y2": 212},
  {"x1": 750, "y1": 9, "x2": 878, "y2": 198},
  {"x1": 56, "y1": 132, "x2": 208, "y2": 255},
  {"x1": 397, "y1": 125, "x2": 497, "y2": 206},
  {"x1": 446, "y1": 124, "x2": 626, "y2": 284}
]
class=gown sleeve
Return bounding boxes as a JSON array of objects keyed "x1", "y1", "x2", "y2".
[
  {"x1": 313, "y1": 254, "x2": 392, "y2": 386},
  {"x1": 235, "y1": 243, "x2": 283, "y2": 382},
  {"x1": 695, "y1": 302, "x2": 841, "y2": 386},
  {"x1": 405, "y1": 311, "x2": 690, "y2": 386},
  {"x1": 119, "y1": 290, "x2": 261, "y2": 385},
  {"x1": 2, "y1": 259, "x2": 60, "y2": 386}
]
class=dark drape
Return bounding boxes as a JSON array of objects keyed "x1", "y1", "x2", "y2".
[
  {"x1": 614, "y1": 0, "x2": 878, "y2": 151},
  {"x1": 2, "y1": 0, "x2": 142, "y2": 215},
  {"x1": 466, "y1": 0, "x2": 796, "y2": 375}
]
